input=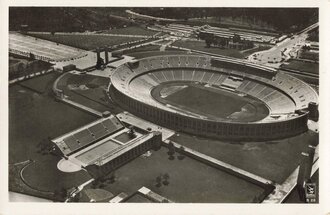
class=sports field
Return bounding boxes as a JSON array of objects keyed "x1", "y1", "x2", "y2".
[
  {"x1": 153, "y1": 83, "x2": 269, "y2": 122},
  {"x1": 9, "y1": 73, "x2": 96, "y2": 197},
  {"x1": 56, "y1": 73, "x2": 112, "y2": 113},
  {"x1": 170, "y1": 130, "x2": 318, "y2": 184},
  {"x1": 88, "y1": 147, "x2": 265, "y2": 203}
]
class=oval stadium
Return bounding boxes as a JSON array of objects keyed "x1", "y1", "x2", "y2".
[{"x1": 109, "y1": 54, "x2": 318, "y2": 141}]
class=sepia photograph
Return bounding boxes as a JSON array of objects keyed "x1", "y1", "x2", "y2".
[
  {"x1": 7, "y1": 6, "x2": 320, "y2": 204},
  {"x1": 1, "y1": 2, "x2": 330, "y2": 215}
]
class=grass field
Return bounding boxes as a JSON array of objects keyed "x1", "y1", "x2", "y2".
[
  {"x1": 166, "y1": 85, "x2": 245, "y2": 117},
  {"x1": 281, "y1": 60, "x2": 319, "y2": 74},
  {"x1": 19, "y1": 72, "x2": 58, "y2": 94},
  {"x1": 123, "y1": 44, "x2": 161, "y2": 55},
  {"x1": 125, "y1": 50, "x2": 189, "y2": 59},
  {"x1": 56, "y1": 73, "x2": 111, "y2": 113},
  {"x1": 103, "y1": 26, "x2": 156, "y2": 36},
  {"x1": 170, "y1": 130, "x2": 318, "y2": 184},
  {"x1": 242, "y1": 45, "x2": 272, "y2": 56},
  {"x1": 90, "y1": 147, "x2": 264, "y2": 203},
  {"x1": 153, "y1": 83, "x2": 269, "y2": 122},
  {"x1": 9, "y1": 55, "x2": 52, "y2": 80},
  {"x1": 28, "y1": 34, "x2": 144, "y2": 50},
  {"x1": 172, "y1": 40, "x2": 249, "y2": 59},
  {"x1": 9, "y1": 74, "x2": 96, "y2": 194}
]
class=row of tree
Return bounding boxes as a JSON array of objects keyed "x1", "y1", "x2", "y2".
[
  {"x1": 9, "y1": 7, "x2": 134, "y2": 32},
  {"x1": 199, "y1": 32, "x2": 254, "y2": 50},
  {"x1": 132, "y1": 8, "x2": 318, "y2": 32}
]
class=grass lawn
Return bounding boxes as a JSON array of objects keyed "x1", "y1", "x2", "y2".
[
  {"x1": 28, "y1": 34, "x2": 143, "y2": 50},
  {"x1": 9, "y1": 56, "x2": 52, "y2": 80},
  {"x1": 21, "y1": 155, "x2": 91, "y2": 192},
  {"x1": 123, "y1": 44, "x2": 161, "y2": 55},
  {"x1": 242, "y1": 45, "x2": 272, "y2": 56},
  {"x1": 19, "y1": 72, "x2": 58, "y2": 94},
  {"x1": 9, "y1": 74, "x2": 97, "y2": 194},
  {"x1": 281, "y1": 60, "x2": 319, "y2": 75},
  {"x1": 172, "y1": 40, "x2": 248, "y2": 59},
  {"x1": 104, "y1": 26, "x2": 156, "y2": 36},
  {"x1": 126, "y1": 50, "x2": 189, "y2": 59},
  {"x1": 57, "y1": 73, "x2": 111, "y2": 113},
  {"x1": 169, "y1": 130, "x2": 318, "y2": 184},
  {"x1": 92, "y1": 147, "x2": 264, "y2": 203}
]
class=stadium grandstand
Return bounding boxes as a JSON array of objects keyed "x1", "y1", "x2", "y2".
[{"x1": 109, "y1": 55, "x2": 318, "y2": 141}]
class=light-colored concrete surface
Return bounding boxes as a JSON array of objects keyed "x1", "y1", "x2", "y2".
[
  {"x1": 57, "y1": 158, "x2": 82, "y2": 173},
  {"x1": 117, "y1": 112, "x2": 175, "y2": 141},
  {"x1": 9, "y1": 192, "x2": 53, "y2": 202},
  {"x1": 247, "y1": 23, "x2": 318, "y2": 68},
  {"x1": 138, "y1": 186, "x2": 174, "y2": 203}
]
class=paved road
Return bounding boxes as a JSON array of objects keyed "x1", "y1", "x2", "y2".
[{"x1": 247, "y1": 23, "x2": 318, "y2": 68}]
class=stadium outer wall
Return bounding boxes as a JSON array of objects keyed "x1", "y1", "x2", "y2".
[{"x1": 109, "y1": 85, "x2": 309, "y2": 141}]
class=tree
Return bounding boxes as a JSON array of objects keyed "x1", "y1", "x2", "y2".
[
  {"x1": 205, "y1": 38, "x2": 212, "y2": 48},
  {"x1": 203, "y1": 32, "x2": 215, "y2": 48},
  {"x1": 233, "y1": 34, "x2": 241, "y2": 43},
  {"x1": 36, "y1": 137, "x2": 55, "y2": 155},
  {"x1": 163, "y1": 173, "x2": 170, "y2": 180},
  {"x1": 155, "y1": 175, "x2": 162, "y2": 187},
  {"x1": 177, "y1": 146, "x2": 185, "y2": 160},
  {"x1": 128, "y1": 126, "x2": 136, "y2": 138},
  {"x1": 29, "y1": 52, "x2": 35, "y2": 60},
  {"x1": 219, "y1": 37, "x2": 227, "y2": 48},
  {"x1": 167, "y1": 142, "x2": 175, "y2": 160},
  {"x1": 95, "y1": 57, "x2": 104, "y2": 69},
  {"x1": 162, "y1": 173, "x2": 170, "y2": 186}
]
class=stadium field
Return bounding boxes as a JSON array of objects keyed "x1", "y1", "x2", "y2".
[{"x1": 152, "y1": 83, "x2": 269, "y2": 122}]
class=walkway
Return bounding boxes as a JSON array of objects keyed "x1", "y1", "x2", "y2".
[
  {"x1": 164, "y1": 139, "x2": 274, "y2": 188},
  {"x1": 9, "y1": 68, "x2": 54, "y2": 85}
]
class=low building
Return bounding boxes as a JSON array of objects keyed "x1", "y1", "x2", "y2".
[{"x1": 52, "y1": 115, "x2": 162, "y2": 178}]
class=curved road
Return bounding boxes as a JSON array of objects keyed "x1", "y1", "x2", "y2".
[{"x1": 247, "y1": 22, "x2": 318, "y2": 68}]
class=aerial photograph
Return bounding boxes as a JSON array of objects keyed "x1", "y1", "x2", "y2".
[{"x1": 8, "y1": 7, "x2": 319, "y2": 203}]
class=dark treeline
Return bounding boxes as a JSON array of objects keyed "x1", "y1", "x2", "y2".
[
  {"x1": 9, "y1": 7, "x2": 318, "y2": 33},
  {"x1": 9, "y1": 7, "x2": 132, "y2": 32},
  {"x1": 132, "y1": 8, "x2": 318, "y2": 32}
]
